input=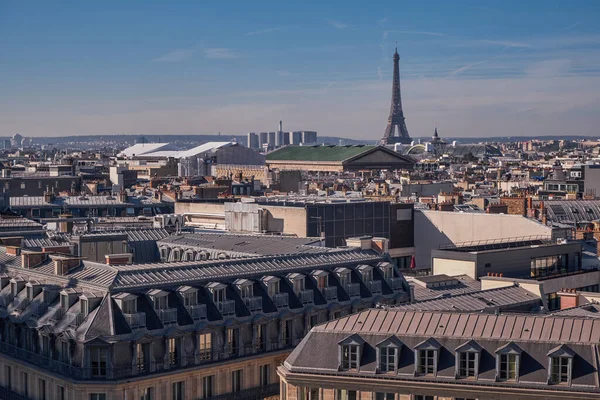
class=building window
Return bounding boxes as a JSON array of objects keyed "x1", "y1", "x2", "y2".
[
  {"x1": 57, "y1": 385, "x2": 65, "y2": 400},
  {"x1": 10, "y1": 281, "x2": 18, "y2": 296},
  {"x1": 20, "y1": 182, "x2": 26, "y2": 190},
  {"x1": 547, "y1": 292, "x2": 560, "y2": 311},
  {"x1": 484, "y1": 263, "x2": 491, "y2": 268},
  {"x1": 260, "y1": 364, "x2": 270, "y2": 386},
  {"x1": 458, "y1": 352, "x2": 477, "y2": 378},
  {"x1": 38, "y1": 378, "x2": 46, "y2": 400},
  {"x1": 530, "y1": 254, "x2": 568, "y2": 277},
  {"x1": 90, "y1": 347, "x2": 107, "y2": 377},
  {"x1": 198, "y1": 332, "x2": 212, "y2": 360},
  {"x1": 417, "y1": 349, "x2": 435, "y2": 375},
  {"x1": 136, "y1": 343, "x2": 148, "y2": 371},
  {"x1": 61, "y1": 341, "x2": 70, "y2": 363},
  {"x1": 81, "y1": 298, "x2": 89, "y2": 316},
  {"x1": 90, "y1": 394, "x2": 106, "y2": 400},
  {"x1": 375, "y1": 394, "x2": 394, "y2": 400},
  {"x1": 227, "y1": 328, "x2": 239, "y2": 355},
  {"x1": 183, "y1": 292, "x2": 196, "y2": 307},
  {"x1": 20, "y1": 371, "x2": 28, "y2": 397},
  {"x1": 309, "y1": 388, "x2": 320, "y2": 400},
  {"x1": 60, "y1": 293, "x2": 69, "y2": 310},
  {"x1": 26, "y1": 286, "x2": 33, "y2": 301},
  {"x1": 341, "y1": 344, "x2": 359, "y2": 370},
  {"x1": 231, "y1": 369, "x2": 242, "y2": 392},
  {"x1": 380, "y1": 347, "x2": 396, "y2": 372},
  {"x1": 267, "y1": 280, "x2": 280, "y2": 296},
  {"x1": 5, "y1": 365, "x2": 11, "y2": 390},
  {"x1": 499, "y1": 353, "x2": 518, "y2": 381},
  {"x1": 172, "y1": 382, "x2": 184, "y2": 400},
  {"x1": 309, "y1": 315, "x2": 319, "y2": 329},
  {"x1": 255, "y1": 323, "x2": 266, "y2": 351},
  {"x1": 550, "y1": 357, "x2": 571, "y2": 384},
  {"x1": 414, "y1": 396, "x2": 434, "y2": 400},
  {"x1": 168, "y1": 338, "x2": 180, "y2": 366},
  {"x1": 122, "y1": 298, "x2": 137, "y2": 314},
  {"x1": 336, "y1": 389, "x2": 357, "y2": 400},
  {"x1": 153, "y1": 295, "x2": 168, "y2": 310},
  {"x1": 202, "y1": 376, "x2": 214, "y2": 399},
  {"x1": 141, "y1": 387, "x2": 153, "y2": 400}
]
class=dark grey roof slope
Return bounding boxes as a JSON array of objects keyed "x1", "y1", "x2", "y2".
[{"x1": 408, "y1": 274, "x2": 481, "y2": 302}]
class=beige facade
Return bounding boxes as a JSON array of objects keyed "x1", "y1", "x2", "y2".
[{"x1": 0, "y1": 349, "x2": 287, "y2": 400}]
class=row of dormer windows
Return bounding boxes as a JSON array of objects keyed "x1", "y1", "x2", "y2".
[{"x1": 339, "y1": 336, "x2": 575, "y2": 385}]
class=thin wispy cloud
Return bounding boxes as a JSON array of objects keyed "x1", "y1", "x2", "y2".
[
  {"x1": 245, "y1": 27, "x2": 280, "y2": 36},
  {"x1": 378, "y1": 17, "x2": 388, "y2": 26},
  {"x1": 447, "y1": 60, "x2": 486, "y2": 76},
  {"x1": 476, "y1": 39, "x2": 533, "y2": 48},
  {"x1": 377, "y1": 66, "x2": 383, "y2": 80},
  {"x1": 204, "y1": 48, "x2": 237, "y2": 59},
  {"x1": 153, "y1": 48, "x2": 196, "y2": 63},
  {"x1": 327, "y1": 19, "x2": 349, "y2": 29},
  {"x1": 383, "y1": 30, "x2": 447, "y2": 39}
]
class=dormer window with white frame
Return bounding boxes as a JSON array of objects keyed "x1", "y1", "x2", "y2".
[
  {"x1": 376, "y1": 336, "x2": 403, "y2": 373},
  {"x1": 60, "y1": 293, "x2": 69, "y2": 310},
  {"x1": 338, "y1": 334, "x2": 365, "y2": 372},
  {"x1": 113, "y1": 292, "x2": 139, "y2": 314},
  {"x1": 147, "y1": 289, "x2": 169, "y2": 310},
  {"x1": 177, "y1": 286, "x2": 198, "y2": 307},
  {"x1": 268, "y1": 280, "x2": 279, "y2": 296},
  {"x1": 335, "y1": 268, "x2": 351, "y2": 287},
  {"x1": 207, "y1": 282, "x2": 227, "y2": 303},
  {"x1": 312, "y1": 270, "x2": 329, "y2": 290},
  {"x1": 414, "y1": 338, "x2": 441, "y2": 376},
  {"x1": 378, "y1": 262, "x2": 394, "y2": 283},
  {"x1": 80, "y1": 298, "x2": 89, "y2": 316},
  {"x1": 495, "y1": 342, "x2": 522, "y2": 382},
  {"x1": 287, "y1": 273, "x2": 305, "y2": 294},
  {"x1": 548, "y1": 345, "x2": 575, "y2": 385},
  {"x1": 10, "y1": 281, "x2": 18, "y2": 297},
  {"x1": 26, "y1": 285, "x2": 34, "y2": 301},
  {"x1": 357, "y1": 265, "x2": 373, "y2": 283},
  {"x1": 455, "y1": 340, "x2": 482, "y2": 379},
  {"x1": 234, "y1": 279, "x2": 254, "y2": 299}
]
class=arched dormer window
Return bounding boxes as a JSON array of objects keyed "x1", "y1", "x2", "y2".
[
  {"x1": 455, "y1": 340, "x2": 482, "y2": 379},
  {"x1": 495, "y1": 342, "x2": 522, "y2": 382},
  {"x1": 376, "y1": 336, "x2": 402, "y2": 373},
  {"x1": 338, "y1": 334, "x2": 365, "y2": 372}
]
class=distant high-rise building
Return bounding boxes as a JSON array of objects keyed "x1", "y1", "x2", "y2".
[
  {"x1": 291, "y1": 131, "x2": 303, "y2": 145},
  {"x1": 259, "y1": 132, "x2": 269, "y2": 149},
  {"x1": 302, "y1": 131, "x2": 317, "y2": 144},
  {"x1": 10, "y1": 133, "x2": 23, "y2": 148},
  {"x1": 381, "y1": 47, "x2": 411, "y2": 145},
  {"x1": 247, "y1": 132, "x2": 259, "y2": 150}
]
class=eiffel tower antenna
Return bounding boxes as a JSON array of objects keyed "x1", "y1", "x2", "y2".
[{"x1": 381, "y1": 46, "x2": 411, "y2": 145}]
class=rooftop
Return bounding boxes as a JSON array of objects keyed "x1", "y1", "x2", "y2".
[{"x1": 266, "y1": 145, "x2": 376, "y2": 162}]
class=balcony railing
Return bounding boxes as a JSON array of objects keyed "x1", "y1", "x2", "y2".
[
  {"x1": 298, "y1": 289, "x2": 314, "y2": 305},
  {"x1": 273, "y1": 292, "x2": 289, "y2": 309},
  {"x1": 345, "y1": 283, "x2": 360, "y2": 298},
  {"x1": 368, "y1": 280, "x2": 382, "y2": 295},
  {"x1": 244, "y1": 296, "x2": 263, "y2": 312},
  {"x1": 322, "y1": 286, "x2": 337, "y2": 301},
  {"x1": 187, "y1": 304, "x2": 207, "y2": 321},
  {"x1": 217, "y1": 300, "x2": 236, "y2": 316},
  {"x1": 156, "y1": 308, "x2": 177, "y2": 325},
  {"x1": 124, "y1": 312, "x2": 146, "y2": 330},
  {"x1": 391, "y1": 277, "x2": 404, "y2": 290}
]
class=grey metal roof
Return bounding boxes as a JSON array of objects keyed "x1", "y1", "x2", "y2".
[
  {"x1": 9, "y1": 194, "x2": 169, "y2": 208},
  {"x1": 408, "y1": 275, "x2": 481, "y2": 302},
  {"x1": 397, "y1": 285, "x2": 540, "y2": 312},
  {"x1": 157, "y1": 232, "x2": 326, "y2": 257},
  {"x1": 23, "y1": 233, "x2": 70, "y2": 248},
  {"x1": 534, "y1": 199, "x2": 600, "y2": 225}
]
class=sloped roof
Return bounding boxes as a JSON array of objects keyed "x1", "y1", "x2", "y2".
[
  {"x1": 266, "y1": 145, "x2": 376, "y2": 162},
  {"x1": 119, "y1": 143, "x2": 180, "y2": 157}
]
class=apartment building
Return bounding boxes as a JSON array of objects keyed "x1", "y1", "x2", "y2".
[
  {"x1": 279, "y1": 309, "x2": 600, "y2": 399},
  {"x1": 0, "y1": 247, "x2": 410, "y2": 400}
]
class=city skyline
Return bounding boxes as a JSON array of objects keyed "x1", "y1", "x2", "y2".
[{"x1": 2, "y1": 1, "x2": 600, "y2": 139}]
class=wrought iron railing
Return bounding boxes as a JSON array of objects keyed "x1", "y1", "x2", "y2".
[
  {"x1": 368, "y1": 280, "x2": 382, "y2": 294},
  {"x1": 345, "y1": 283, "x2": 360, "y2": 298},
  {"x1": 244, "y1": 296, "x2": 263, "y2": 312},
  {"x1": 187, "y1": 304, "x2": 207, "y2": 320},
  {"x1": 273, "y1": 293, "x2": 289, "y2": 308},
  {"x1": 322, "y1": 286, "x2": 337, "y2": 301},
  {"x1": 124, "y1": 312, "x2": 146, "y2": 330},
  {"x1": 299, "y1": 290, "x2": 314, "y2": 305}
]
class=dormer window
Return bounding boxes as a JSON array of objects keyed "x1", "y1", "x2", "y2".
[
  {"x1": 357, "y1": 265, "x2": 373, "y2": 283},
  {"x1": 10, "y1": 281, "x2": 17, "y2": 296},
  {"x1": 154, "y1": 295, "x2": 167, "y2": 310},
  {"x1": 312, "y1": 271, "x2": 328, "y2": 290},
  {"x1": 80, "y1": 298, "x2": 89, "y2": 316},
  {"x1": 378, "y1": 262, "x2": 394, "y2": 282},
  {"x1": 338, "y1": 334, "x2": 365, "y2": 372},
  {"x1": 414, "y1": 338, "x2": 441, "y2": 376},
  {"x1": 183, "y1": 292, "x2": 196, "y2": 307},
  {"x1": 495, "y1": 342, "x2": 522, "y2": 382},
  {"x1": 123, "y1": 298, "x2": 137, "y2": 314},
  {"x1": 336, "y1": 269, "x2": 350, "y2": 287},
  {"x1": 287, "y1": 274, "x2": 305, "y2": 294},
  {"x1": 235, "y1": 279, "x2": 254, "y2": 299},
  {"x1": 268, "y1": 280, "x2": 279, "y2": 296},
  {"x1": 548, "y1": 345, "x2": 574, "y2": 385},
  {"x1": 212, "y1": 287, "x2": 225, "y2": 303},
  {"x1": 26, "y1": 286, "x2": 33, "y2": 301},
  {"x1": 60, "y1": 293, "x2": 69, "y2": 310},
  {"x1": 376, "y1": 336, "x2": 402, "y2": 373},
  {"x1": 455, "y1": 340, "x2": 482, "y2": 379}
]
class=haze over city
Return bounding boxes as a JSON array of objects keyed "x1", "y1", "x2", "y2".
[{"x1": 2, "y1": 0, "x2": 600, "y2": 139}]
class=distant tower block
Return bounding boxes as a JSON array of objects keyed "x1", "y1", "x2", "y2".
[{"x1": 381, "y1": 47, "x2": 411, "y2": 145}]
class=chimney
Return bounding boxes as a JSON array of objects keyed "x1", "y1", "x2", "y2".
[
  {"x1": 52, "y1": 255, "x2": 83, "y2": 276},
  {"x1": 44, "y1": 186, "x2": 54, "y2": 204},
  {"x1": 42, "y1": 245, "x2": 73, "y2": 255},
  {"x1": 119, "y1": 189, "x2": 128, "y2": 203},
  {"x1": 58, "y1": 213, "x2": 74, "y2": 234},
  {"x1": 105, "y1": 253, "x2": 133, "y2": 265},
  {"x1": 0, "y1": 236, "x2": 24, "y2": 248},
  {"x1": 21, "y1": 250, "x2": 47, "y2": 269}
]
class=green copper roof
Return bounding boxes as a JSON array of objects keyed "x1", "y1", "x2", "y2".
[{"x1": 266, "y1": 145, "x2": 376, "y2": 162}]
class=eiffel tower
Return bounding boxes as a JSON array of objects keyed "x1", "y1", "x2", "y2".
[{"x1": 381, "y1": 47, "x2": 411, "y2": 145}]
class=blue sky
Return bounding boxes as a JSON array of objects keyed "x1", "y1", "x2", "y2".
[{"x1": 2, "y1": 0, "x2": 600, "y2": 139}]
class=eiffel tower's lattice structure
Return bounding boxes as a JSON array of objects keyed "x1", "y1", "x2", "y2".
[{"x1": 381, "y1": 47, "x2": 411, "y2": 145}]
